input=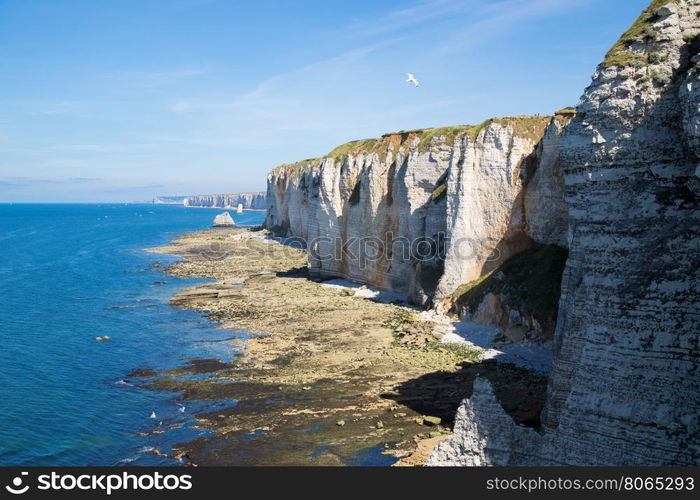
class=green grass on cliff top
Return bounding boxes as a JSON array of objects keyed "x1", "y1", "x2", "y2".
[
  {"x1": 271, "y1": 115, "x2": 552, "y2": 175},
  {"x1": 602, "y1": 0, "x2": 679, "y2": 68}
]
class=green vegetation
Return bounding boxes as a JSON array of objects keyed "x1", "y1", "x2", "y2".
[
  {"x1": 382, "y1": 309, "x2": 419, "y2": 336},
  {"x1": 325, "y1": 133, "x2": 420, "y2": 164},
  {"x1": 648, "y1": 51, "x2": 668, "y2": 64},
  {"x1": 431, "y1": 182, "x2": 446, "y2": 203},
  {"x1": 490, "y1": 116, "x2": 551, "y2": 142},
  {"x1": 269, "y1": 116, "x2": 551, "y2": 178},
  {"x1": 384, "y1": 305, "x2": 483, "y2": 363},
  {"x1": 652, "y1": 71, "x2": 672, "y2": 86},
  {"x1": 430, "y1": 171, "x2": 449, "y2": 206},
  {"x1": 554, "y1": 107, "x2": 577, "y2": 126},
  {"x1": 451, "y1": 243, "x2": 569, "y2": 324},
  {"x1": 407, "y1": 341, "x2": 483, "y2": 364},
  {"x1": 415, "y1": 125, "x2": 480, "y2": 151},
  {"x1": 327, "y1": 138, "x2": 379, "y2": 163},
  {"x1": 416, "y1": 116, "x2": 550, "y2": 151},
  {"x1": 602, "y1": 0, "x2": 679, "y2": 68},
  {"x1": 271, "y1": 158, "x2": 321, "y2": 176}
]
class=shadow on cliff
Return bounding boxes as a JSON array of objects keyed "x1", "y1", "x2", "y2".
[{"x1": 380, "y1": 359, "x2": 548, "y2": 429}]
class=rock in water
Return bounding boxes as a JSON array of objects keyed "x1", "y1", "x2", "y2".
[
  {"x1": 212, "y1": 212, "x2": 235, "y2": 227},
  {"x1": 236, "y1": 203, "x2": 243, "y2": 214}
]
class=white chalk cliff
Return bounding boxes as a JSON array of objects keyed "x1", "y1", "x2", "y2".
[
  {"x1": 266, "y1": 116, "x2": 570, "y2": 310},
  {"x1": 265, "y1": 0, "x2": 699, "y2": 466},
  {"x1": 429, "y1": 0, "x2": 700, "y2": 466}
]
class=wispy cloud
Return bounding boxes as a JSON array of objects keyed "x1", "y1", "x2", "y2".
[
  {"x1": 50, "y1": 144, "x2": 125, "y2": 152},
  {"x1": 104, "y1": 68, "x2": 208, "y2": 87},
  {"x1": 0, "y1": 176, "x2": 103, "y2": 187},
  {"x1": 436, "y1": 0, "x2": 585, "y2": 54},
  {"x1": 237, "y1": 45, "x2": 380, "y2": 102},
  {"x1": 339, "y1": 0, "x2": 471, "y2": 37}
]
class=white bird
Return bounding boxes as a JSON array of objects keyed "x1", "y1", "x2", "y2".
[
  {"x1": 406, "y1": 73, "x2": 420, "y2": 87},
  {"x1": 149, "y1": 411, "x2": 156, "y2": 419},
  {"x1": 177, "y1": 403, "x2": 185, "y2": 413}
]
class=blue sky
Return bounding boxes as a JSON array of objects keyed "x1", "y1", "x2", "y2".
[{"x1": 0, "y1": 0, "x2": 649, "y2": 202}]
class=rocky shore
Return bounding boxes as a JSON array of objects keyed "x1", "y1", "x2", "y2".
[{"x1": 143, "y1": 228, "x2": 547, "y2": 466}]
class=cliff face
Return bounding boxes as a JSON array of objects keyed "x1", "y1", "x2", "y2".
[
  {"x1": 430, "y1": 0, "x2": 700, "y2": 466},
  {"x1": 266, "y1": 116, "x2": 569, "y2": 306},
  {"x1": 184, "y1": 192, "x2": 266, "y2": 209},
  {"x1": 266, "y1": 130, "x2": 453, "y2": 302},
  {"x1": 434, "y1": 117, "x2": 571, "y2": 302}
]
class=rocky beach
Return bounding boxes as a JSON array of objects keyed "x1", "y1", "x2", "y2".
[{"x1": 143, "y1": 228, "x2": 547, "y2": 466}]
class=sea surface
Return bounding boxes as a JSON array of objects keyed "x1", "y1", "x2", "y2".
[{"x1": 0, "y1": 203, "x2": 265, "y2": 465}]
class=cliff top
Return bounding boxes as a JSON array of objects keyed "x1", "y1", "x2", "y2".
[
  {"x1": 271, "y1": 115, "x2": 553, "y2": 175},
  {"x1": 602, "y1": 0, "x2": 681, "y2": 67}
]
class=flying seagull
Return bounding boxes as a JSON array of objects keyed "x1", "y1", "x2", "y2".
[{"x1": 406, "y1": 73, "x2": 420, "y2": 87}]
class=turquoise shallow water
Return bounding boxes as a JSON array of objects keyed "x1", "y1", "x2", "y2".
[{"x1": 0, "y1": 203, "x2": 265, "y2": 465}]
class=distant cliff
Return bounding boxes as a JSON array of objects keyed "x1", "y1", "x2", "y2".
[
  {"x1": 155, "y1": 192, "x2": 266, "y2": 209},
  {"x1": 184, "y1": 192, "x2": 266, "y2": 209}
]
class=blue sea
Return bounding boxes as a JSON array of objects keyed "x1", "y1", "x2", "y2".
[{"x1": 0, "y1": 203, "x2": 265, "y2": 465}]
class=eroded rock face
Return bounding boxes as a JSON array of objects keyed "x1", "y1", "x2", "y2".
[
  {"x1": 266, "y1": 117, "x2": 569, "y2": 305},
  {"x1": 430, "y1": 0, "x2": 700, "y2": 466},
  {"x1": 434, "y1": 118, "x2": 569, "y2": 299},
  {"x1": 266, "y1": 135, "x2": 451, "y2": 303}
]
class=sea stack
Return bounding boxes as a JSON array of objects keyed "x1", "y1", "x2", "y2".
[
  {"x1": 212, "y1": 212, "x2": 235, "y2": 227},
  {"x1": 236, "y1": 203, "x2": 243, "y2": 214}
]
